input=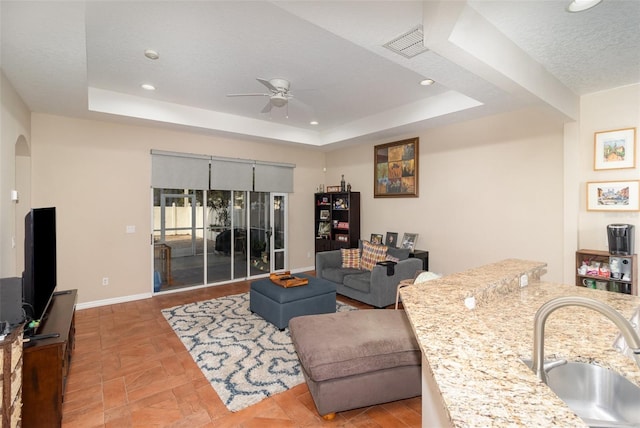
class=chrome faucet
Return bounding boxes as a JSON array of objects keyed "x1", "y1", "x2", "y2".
[{"x1": 532, "y1": 296, "x2": 640, "y2": 384}]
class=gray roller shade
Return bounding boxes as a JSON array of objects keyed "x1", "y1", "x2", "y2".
[
  {"x1": 151, "y1": 150, "x2": 295, "y2": 192},
  {"x1": 151, "y1": 150, "x2": 210, "y2": 190},
  {"x1": 211, "y1": 157, "x2": 253, "y2": 191},
  {"x1": 254, "y1": 162, "x2": 294, "y2": 193}
]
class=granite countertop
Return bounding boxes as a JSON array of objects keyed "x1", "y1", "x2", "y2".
[{"x1": 400, "y1": 259, "x2": 640, "y2": 427}]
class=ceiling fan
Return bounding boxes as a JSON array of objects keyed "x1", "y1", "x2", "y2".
[{"x1": 227, "y1": 78, "x2": 294, "y2": 114}]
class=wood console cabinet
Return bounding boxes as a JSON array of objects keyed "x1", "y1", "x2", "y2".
[
  {"x1": 314, "y1": 191, "x2": 361, "y2": 253},
  {"x1": 575, "y1": 250, "x2": 637, "y2": 295},
  {"x1": 22, "y1": 289, "x2": 77, "y2": 427},
  {"x1": 1, "y1": 324, "x2": 24, "y2": 428}
]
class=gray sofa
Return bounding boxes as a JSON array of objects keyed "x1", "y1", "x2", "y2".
[{"x1": 315, "y1": 244, "x2": 422, "y2": 308}]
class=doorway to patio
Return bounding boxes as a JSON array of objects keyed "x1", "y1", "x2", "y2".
[{"x1": 152, "y1": 188, "x2": 287, "y2": 292}]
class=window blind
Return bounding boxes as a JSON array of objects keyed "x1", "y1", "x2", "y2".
[
  {"x1": 151, "y1": 150, "x2": 210, "y2": 190},
  {"x1": 254, "y1": 162, "x2": 294, "y2": 193},
  {"x1": 151, "y1": 150, "x2": 295, "y2": 192},
  {"x1": 210, "y1": 157, "x2": 253, "y2": 191}
]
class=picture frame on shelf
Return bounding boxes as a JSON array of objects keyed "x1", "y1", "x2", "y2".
[
  {"x1": 401, "y1": 233, "x2": 418, "y2": 252},
  {"x1": 370, "y1": 233, "x2": 383, "y2": 245},
  {"x1": 594, "y1": 128, "x2": 636, "y2": 170},
  {"x1": 319, "y1": 209, "x2": 330, "y2": 220},
  {"x1": 587, "y1": 180, "x2": 640, "y2": 211},
  {"x1": 317, "y1": 222, "x2": 331, "y2": 236},
  {"x1": 326, "y1": 185, "x2": 341, "y2": 192},
  {"x1": 385, "y1": 232, "x2": 398, "y2": 248},
  {"x1": 374, "y1": 137, "x2": 419, "y2": 198}
]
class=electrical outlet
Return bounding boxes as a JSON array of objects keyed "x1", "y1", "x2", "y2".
[
  {"x1": 102, "y1": 277, "x2": 109, "y2": 286},
  {"x1": 520, "y1": 274, "x2": 528, "y2": 287}
]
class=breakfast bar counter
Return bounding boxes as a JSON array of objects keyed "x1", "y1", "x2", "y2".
[{"x1": 400, "y1": 259, "x2": 640, "y2": 427}]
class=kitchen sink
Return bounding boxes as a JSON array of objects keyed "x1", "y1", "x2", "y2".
[{"x1": 522, "y1": 359, "x2": 640, "y2": 428}]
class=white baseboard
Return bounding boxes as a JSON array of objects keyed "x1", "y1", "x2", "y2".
[
  {"x1": 75, "y1": 267, "x2": 317, "y2": 310},
  {"x1": 76, "y1": 292, "x2": 152, "y2": 310}
]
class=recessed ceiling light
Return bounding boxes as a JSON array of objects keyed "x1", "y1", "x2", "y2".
[
  {"x1": 310, "y1": 121, "x2": 319, "y2": 126},
  {"x1": 566, "y1": 0, "x2": 602, "y2": 12},
  {"x1": 141, "y1": 83, "x2": 156, "y2": 91},
  {"x1": 144, "y1": 49, "x2": 160, "y2": 60},
  {"x1": 420, "y1": 79, "x2": 435, "y2": 86}
]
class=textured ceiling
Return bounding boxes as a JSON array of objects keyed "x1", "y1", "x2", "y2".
[{"x1": 2, "y1": 1, "x2": 639, "y2": 149}]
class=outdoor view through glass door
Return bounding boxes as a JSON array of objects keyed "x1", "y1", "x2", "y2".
[
  {"x1": 153, "y1": 188, "x2": 287, "y2": 292},
  {"x1": 153, "y1": 189, "x2": 205, "y2": 290}
]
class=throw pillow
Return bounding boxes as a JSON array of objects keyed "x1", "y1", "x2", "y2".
[
  {"x1": 386, "y1": 254, "x2": 400, "y2": 263},
  {"x1": 360, "y1": 240, "x2": 388, "y2": 271},
  {"x1": 341, "y1": 248, "x2": 361, "y2": 269}
]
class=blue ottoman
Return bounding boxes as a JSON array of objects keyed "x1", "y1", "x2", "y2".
[{"x1": 250, "y1": 274, "x2": 337, "y2": 330}]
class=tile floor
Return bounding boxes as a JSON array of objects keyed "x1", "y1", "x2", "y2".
[{"x1": 61, "y1": 278, "x2": 422, "y2": 427}]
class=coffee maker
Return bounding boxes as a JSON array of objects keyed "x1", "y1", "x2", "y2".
[{"x1": 607, "y1": 224, "x2": 635, "y2": 255}]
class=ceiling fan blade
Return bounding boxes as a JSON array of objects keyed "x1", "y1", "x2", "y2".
[
  {"x1": 261, "y1": 100, "x2": 273, "y2": 114},
  {"x1": 257, "y1": 78, "x2": 278, "y2": 92},
  {"x1": 226, "y1": 93, "x2": 270, "y2": 97}
]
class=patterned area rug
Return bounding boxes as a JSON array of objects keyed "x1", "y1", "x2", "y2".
[{"x1": 162, "y1": 292, "x2": 355, "y2": 412}]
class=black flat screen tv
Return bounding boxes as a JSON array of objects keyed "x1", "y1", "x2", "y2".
[{"x1": 22, "y1": 207, "x2": 57, "y2": 333}]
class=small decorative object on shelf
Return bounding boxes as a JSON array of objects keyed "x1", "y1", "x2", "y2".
[
  {"x1": 334, "y1": 198, "x2": 348, "y2": 209},
  {"x1": 341, "y1": 174, "x2": 346, "y2": 191},
  {"x1": 347, "y1": 183, "x2": 352, "y2": 191},
  {"x1": 326, "y1": 185, "x2": 340, "y2": 192}
]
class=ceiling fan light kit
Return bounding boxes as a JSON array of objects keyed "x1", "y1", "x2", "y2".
[
  {"x1": 270, "y1": 94, "x2": 288, "y2": 108},
  {"x1": 144, "y1": 49, "x2": 159, "y2": 60},
  {"x1": 566, "y1": 0, "x2": 603, "y2": 12}
]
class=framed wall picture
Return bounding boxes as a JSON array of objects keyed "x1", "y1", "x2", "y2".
[
  {"x1": 374, "y1": 137, "x2": 418, "y2": 197},
  {"x1": 401, "y1": 233, "x2": 418, "y2": 252},
  {"x1": 594, "y1": 128, "x2": 636, "y2": 170},
  {"x1": 385, "y1": 232, "x2": 398, "y2": 248},
  {"x1": 370, "y1": 233, "x2": 383, "y2": 245},
  {"x1": 587, "y1": 180, "x2": 640, "y2": 211}
]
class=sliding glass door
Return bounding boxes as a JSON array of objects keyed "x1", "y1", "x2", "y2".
[
  {"x1": 153, "y1": 189, "x2": 204, "y2": 289},
  {"x1": 153, "y1": 188, "x2": 287, "y2": 292},
  {"x1": 272, "y1": 193, "x2": 287, "y2": 271}
]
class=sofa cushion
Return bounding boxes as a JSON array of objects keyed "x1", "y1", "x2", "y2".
[
  {"x1": 385, "y1": 254, "x2": 400, "y2": 263},
  {"x1": 342, "y1": 271, "x2": 371, "y2": 293},
  {"x1": 340, "y1": 248, "x2": 361, "y2": 269},
  {"x1": 361, "y1": 241, "x2": 388, "y2": 271},
  {"x1": 387, "y1": 246, "x2": 410, "y2": 260},
  {"x1": 289, "y1": 310, "x2": 421, "y2": 382},
  {"x1": 321, "y1": 267, "x2": 362, "y2": 284}
]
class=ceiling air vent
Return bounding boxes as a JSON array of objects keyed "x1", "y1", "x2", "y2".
[{"x1": 383, "y1": 25, "x2": 429, "y2": 59}]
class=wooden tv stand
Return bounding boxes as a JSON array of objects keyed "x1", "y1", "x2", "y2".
[{"x1": 22, "y1": 289, "x2": 77, "y2": 427}]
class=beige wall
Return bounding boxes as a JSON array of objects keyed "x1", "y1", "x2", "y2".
[
  {"x1": 325, "y1": 108, "x2": 566, "y2": 282},
  {"x1": 30, "y1": 114, "x2": 325, "y2": 304},
  {"x1": 577, "y1": 84, "x2": 640, "y2": 252},
  {"x1": 0, "y1": 70, "x2": 31, "y2": 278},
  {"x1": 7, "y1": 77, "x2": 639, "y2": 305}
]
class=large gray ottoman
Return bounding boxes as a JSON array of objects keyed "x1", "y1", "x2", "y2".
[
  {"x1": 249, "y1": 274, "x2": 336, "y2": 330},
  {"x1": 289, "y1": 309, "x2": 422, "y2": 419}
]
